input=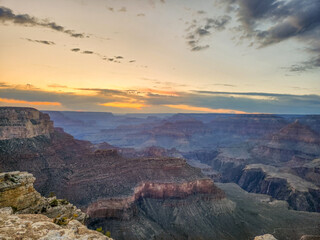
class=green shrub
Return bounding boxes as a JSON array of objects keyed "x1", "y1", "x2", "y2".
[
  {"x1": 53, "y1": 216, "x2": 69, "y2": 226},
  {"x1": 50, "y1": 199, "x2": 59, "y2": 207}
]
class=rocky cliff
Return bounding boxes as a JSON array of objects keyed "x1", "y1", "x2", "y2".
[
  {"x1": 86, "y1": 179, "x2": 223, "y2": 219},
  {"x1": 237, "y1": 164, "x2": 320, "y2": 212},
  {"x1": 0, "y1": 171, "x2": 111, "y2": 240},
  {"x1": 0, "y1": 171, "x2": 86, "y2": 222},
  {"x1": 0, "y1": 107, "x2": 53, "y2": 140}
]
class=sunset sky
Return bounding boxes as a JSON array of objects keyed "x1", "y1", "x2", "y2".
[{"x1": 0, "y1": 0, "x2": 319, "y2": 113}]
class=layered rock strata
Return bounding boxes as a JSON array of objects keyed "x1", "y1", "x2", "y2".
[
  {"x1": 86, "y1": 179, "x2": 224, "y2": 219},
  {"x1": 0, "y1": 171, "x2": 86, "y2": 222},
  {"x1": 0, "y1": 171, "x2": 111, "y2": 240},
  {"x1": 238, "y1": 164, "x2": 320, "y2": 212},
  {"x1": 0, "y1": 207, "x2": 110, "y2": 240},
  {"x1": 0, "y1": 107, "x2": 53, "y2": 140}
]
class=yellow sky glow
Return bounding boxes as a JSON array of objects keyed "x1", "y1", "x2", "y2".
[
  {"x1": 99, "y1": 102, "x2": 146, "y2": 109},
  {"x1": 0, "y1": 98, "x2": 61, "y2": 106},
  {"x1": 164, "y1": 104, "x2": 247, "y2": 114}
]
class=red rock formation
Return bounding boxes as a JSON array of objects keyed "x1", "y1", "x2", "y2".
[{"x1": 86, "y1": 179, "x2": 224, "y2": 219}]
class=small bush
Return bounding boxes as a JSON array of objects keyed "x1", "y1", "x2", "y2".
[
  {"x1": 50, "y1": 199, "x2": 59, "y2": 207},
  {"x1": 106, "y1": 231, "x2": 111, "y2": 237},
  {"x1": 53, "y1": 216, "x2": 69, "y2": 226}
]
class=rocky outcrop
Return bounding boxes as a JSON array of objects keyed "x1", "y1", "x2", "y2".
[
  {"x1": 0, "y1": 207, "x2": 110, "y2": 240},
  {"x1": 86, "y1": 179, "x2": 224, "y2": 219},
  {"x1": 237, "y1": 164, "x2": 320, "y2": 212},
  {"x1": 0, "y1": 171, "x2": 112, "y2": 239},
  {"x1": 0, "y1": 171, "x2": 86, "y2": 223},
  {"x1": 0, "y1": 107, "x2": 53, "y2": 140},
  {"x1": 254, "y1": 234, "x2": 278, "y2": 240},
  {"x1": 300, "y1": 236, "x2": 320, "y2": 240}
]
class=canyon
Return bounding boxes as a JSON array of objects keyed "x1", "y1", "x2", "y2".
[{"x1": 1, "y1": 107, "x2": 320, "y2": 239}]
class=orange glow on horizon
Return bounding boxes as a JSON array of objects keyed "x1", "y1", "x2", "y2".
[
  {"x1": 99, "y1": 102, "x2": 146, "y2": 109},
  {"x1": 0, "y1": 98, "x2": 61, "y2": 106},
  {"x1": 164, "y1": 104, "x2": 247, "y2": 114}
]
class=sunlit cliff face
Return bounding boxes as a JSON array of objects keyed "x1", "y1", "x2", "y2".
[{"x1": 0, "y1": 0, "x2": 319, "y2": 113}]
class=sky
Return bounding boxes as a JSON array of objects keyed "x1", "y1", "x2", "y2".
[{"x1": 0, "y1": 0, "x2": 319, "y2": 114}]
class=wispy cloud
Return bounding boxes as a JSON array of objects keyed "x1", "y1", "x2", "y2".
[
  {"x1": 25, "y1": 38, "x2": 55, "y2": 45},
  {"x1": 0, "y1": 6, "x2": 86, "y2": 38},
  {"x1": 69, "y1": 48, "x2": 130, "y2": 63},
  {"x1": 118, "y1": 7, "x2": 127, "y2": 12},
  {"x1": 185, "y1": 15, "x2": 231, "y2": 51}
]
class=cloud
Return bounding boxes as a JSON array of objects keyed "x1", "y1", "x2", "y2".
[
  {"x1": 82, "y1": 50, "x2": 94, "y2": 54},
  {"x1": 70, "y1": 48, "x2": 128, "y2": 63},
  {"x1": 217, "y1": 0, "x2": 320, "y2": 72},
  {"x1": 0, "y1": 6, "x2": 86, "y2": 38},
  {"x1": 212, "y1": 83, "x2": 236, "y2": 87},
  {"x1": 71, "y1": 48, "x2": 81, "y2": 52},
  {"x1": 0, "y1": 97, "x2": 61, "y2": 106},
  {"x1": 0, "y1": 82, "x2": 10, "y2": 88},
  {"x1": 25, "y1": 38, "x2": 55, "y2": 45},
  {"x1": 48, "y1": 84, "x2": 69, "y2": 88},
  {"x1": 185, "y1": 15, "x2": 231, "y2": 51},
  {"x1": 164, "y1": 104, "x2": 247, "y2": 114},
  {"x1": 0, "y1": 83, "x2": 320, "y2": 114},
  {"x1": 191, "y1": 45, "x2": 210, "y2": 51},
  {"x1": 99, "y1": 102, "x2": 146, "y2": 109},
  {"x1": 197, "y1": 10, "x2": 206, "y2": 14},
  {"x1": 118, "y1": 7, "x2": 127, "y2": 12}
]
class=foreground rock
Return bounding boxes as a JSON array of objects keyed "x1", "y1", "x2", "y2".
[
  {"x1": 0, "y1": 208, "x2": 109, "y2": 240},
  {"x1": 0, "y1": 171, "x2": 112, "y2": 239},
  {"x1": 254, "y1": 234, "x2": 277, "y2": 240},
  {"x1": 0, "y1": 171, "x2": 86, "y2": 222}
]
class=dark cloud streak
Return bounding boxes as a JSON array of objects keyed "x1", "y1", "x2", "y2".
[
  {"x1": 25, "y1": 38, "x2": 55, "y2": 45},
  {"x1": 0, "y1": 6, "x2": 86, "y2": 38}
]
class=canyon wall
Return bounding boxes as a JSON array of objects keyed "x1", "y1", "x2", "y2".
[
  {"x1": 86, "y1": 179, "x2": 224, "y2": 219},
  {"x1": 0, "y1": 107, "x2": 53, "y2": 140}
]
